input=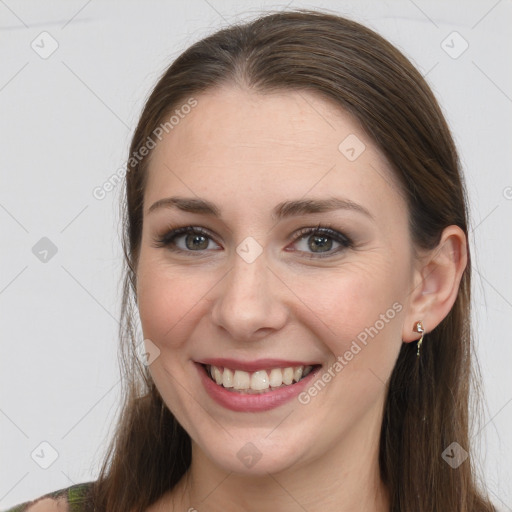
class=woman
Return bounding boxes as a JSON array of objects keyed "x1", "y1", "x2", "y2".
[{"x1": 7, "y1": 9, "x2": 498, "y2": 512}]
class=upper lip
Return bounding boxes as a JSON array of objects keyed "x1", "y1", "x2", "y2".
[{"x1": 196, "y1": 358, "x2": 320, "y2": 372}]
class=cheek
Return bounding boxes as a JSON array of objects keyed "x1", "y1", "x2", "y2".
[
  {"x1": 136, "y1": 250, "x2": 223, "y2": 360},
  {"x1": 296, "y1": 258, "x2": 407, "y2": 368},
  {"x1": 299, "y1": 266, "x2": 406, "y2": 420},
  {"x1": 136, "y1": 258, "x2": 199, "y2": 349}
]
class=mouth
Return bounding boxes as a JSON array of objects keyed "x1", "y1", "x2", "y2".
[
  {"x1": 195, "y1": 358, "x2": 323, "y2": 412},
  {"x1": 200, "y1": 363, "x2": 321, "y2": 394}
]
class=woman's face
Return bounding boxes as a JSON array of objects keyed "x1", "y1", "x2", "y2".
[{"x1": 136, "y1": 86, "x2": 417, "y2": 475}]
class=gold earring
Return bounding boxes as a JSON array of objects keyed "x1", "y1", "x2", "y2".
[{"x1": 413, "y1": 321, "x2": 424, "y2": 357}]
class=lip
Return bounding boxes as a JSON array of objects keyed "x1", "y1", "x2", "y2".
[
  {"x1": 195, "y1": 362, "x2": 322, "y2": 412},
  {"x1": 196, "y1": 358, "x2": 320, "y2": 372}
]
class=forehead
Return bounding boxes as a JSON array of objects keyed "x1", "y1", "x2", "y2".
[
  {"x1": 144, "y1": 86, "x2": 407, "y2": 232},
  {"x1": 151, "y1": 86, "x2": 375, "y2": 168}
]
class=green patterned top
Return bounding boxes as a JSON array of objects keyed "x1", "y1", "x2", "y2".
[{"x1": 3, "y1": 482, "x2": 94, "y2": 512}]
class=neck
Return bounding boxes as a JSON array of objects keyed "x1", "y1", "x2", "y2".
[{"x1": 162, "y1": 401, "x2": 390, "y2": 512}]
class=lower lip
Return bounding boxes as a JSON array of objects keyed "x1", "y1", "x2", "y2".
[{"x1": 195, "y1": 363, "x2": 321, "y2": 412}]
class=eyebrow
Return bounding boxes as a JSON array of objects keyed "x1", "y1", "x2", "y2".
[{"x1": 147, "y1": 196, "x2": 374, "y2": 221}]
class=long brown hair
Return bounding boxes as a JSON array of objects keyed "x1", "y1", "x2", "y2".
[{"x1": 88, "y1": 9, "x2": 496, "y2": 512}]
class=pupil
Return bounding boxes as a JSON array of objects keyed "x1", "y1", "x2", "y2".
[
  {"x1": 187, "y1": 234, "x2": 208, "y2": 250},
  {"x1": 310, "y1": 235, "x2": 331, "y2": 252}
]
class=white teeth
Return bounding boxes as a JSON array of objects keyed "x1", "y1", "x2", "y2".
[
  {"x1": 207, "y1": 364, "x2": 314, "y2": 392},
  {"x1": 269, "y1": 368, "x2": 283, "y2": 387},
  {"x1": 233, "y1": 370, "x2": 250, "y2": 390},
  {"x1": 222, "y1": 368, "x2": 234, "y2": 388},
  {"x1": 213, "y1": 366, "x2": 223, "y2": 385},
  {"x1": 251, "y1": 370, "x2": 270, "y2": 391},
  {"x1": 282, "y1": 367, "x2": 294, "y2": 385}
]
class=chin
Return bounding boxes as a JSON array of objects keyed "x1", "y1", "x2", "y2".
[{"x1": 204, "y1": 441, "x2": 307, "y2": 476}]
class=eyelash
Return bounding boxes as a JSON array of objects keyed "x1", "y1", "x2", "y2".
[{"x1": 153, "y1": 224, "x2": 353, "y2": 259}]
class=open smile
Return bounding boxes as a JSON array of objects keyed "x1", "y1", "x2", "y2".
[
  {"x1": 203, "y1": 364, "x2": 316, "y2": 394},
  {"x1": 195, "y1": 359, "x2": 322, "y2": 412}
]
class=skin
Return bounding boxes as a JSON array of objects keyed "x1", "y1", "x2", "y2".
[{"x1": 137, "y1": 86, "x2": 467, "y2": 512}]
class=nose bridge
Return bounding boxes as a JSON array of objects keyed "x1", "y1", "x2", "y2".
[{"x1": 210, "y1": 240, "x2": 287, "y2": 339}]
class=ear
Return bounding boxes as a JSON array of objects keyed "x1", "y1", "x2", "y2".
[{"x1": 402, "y1": 225, "x2": 468, "y2": 343}]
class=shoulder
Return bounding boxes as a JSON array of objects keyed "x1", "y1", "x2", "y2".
[{"x1": 3, "y1": 482, "x2": 95, "y2": 512}]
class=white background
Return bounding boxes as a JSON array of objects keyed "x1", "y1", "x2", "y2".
[{"x1": 1, "y1": 0, "x2": 511, "y2": 510}]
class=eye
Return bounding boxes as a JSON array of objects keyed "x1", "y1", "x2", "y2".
[
  {"x1": 153, "y1": 223, "x2": 353, "y2": 258},
  {"x1": 153, "y1": 226, "x2": 220, "y2": 254},
  {"x1": 288, "y1": 224, "x2": 353, "y2": 258}
]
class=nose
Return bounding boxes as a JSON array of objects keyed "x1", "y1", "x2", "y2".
[{"x1": 210, "y1": 245, "x2": 289, "y2": 342}]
